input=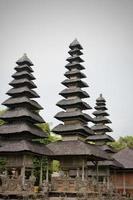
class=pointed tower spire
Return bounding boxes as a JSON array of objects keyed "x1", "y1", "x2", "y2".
[
  {"x1": 53, "y1": 39, "x2": 94, "y2": 139},
  {"x1": 86, "y1": 94, "x2": 114, "y2": 153},
  {"x1": 0, "y1": 54, "x2": 47, "y2": 139}
]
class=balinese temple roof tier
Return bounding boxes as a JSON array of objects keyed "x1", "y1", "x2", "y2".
[
  {"x1": 62, "y1": 78, "x2": 88, "y2": 88},
  {"x1": 64, "y1": 69, "x2": 86, "y2": 79},
  {"x1": 0, "y1": 122, "x2": 47, "y2": 138},
  {"x1": 91, "y1": 124, "x2": 112, "y2": 132},
  {"x1": 0, "y1": 54, "x2": 47, "y2": 140},
  {"x1": 53, "y1": 39, "x2": 94, "y2": 138},
  {"x1": 16, "y1": 53, "x2": 33, "y2": 66},
  {"x1": 12, "y1": 70, "x2": 36, "y2": 80},
  {"x1": 2, "y1": 96, "x2": 43, "y2": 110},
  {"x1": 86, "y1": 134, "x2": 114, "y2": 143},
  {"x1": 7, "y1": 86, "x2": 40, "y2": 98},
  {"x1": 100, "y1": 145, "x2": 116, "y2": 153},
  {"x1": 57, "y1": 98, "x2": 91, "y2": 110}
]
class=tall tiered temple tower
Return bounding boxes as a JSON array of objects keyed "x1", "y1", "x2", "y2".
[
  {"x1": 47, "y1": 40, "x2": 109, "y2": 180},
  {"x1": 53, "y1": 39, "x2": 93, "y2": 140},
  {"x1": 0, "y1": 54, "x2": 50, "y2": 190}
]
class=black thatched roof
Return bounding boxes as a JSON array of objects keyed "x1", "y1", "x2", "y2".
[
  {"x1": 3, "y1": 96, "x2": 43, "y2": 110},
  {"x1": 57, "y1": 98, "x2": 91, "y2": 110},
  {"x1": 100, "y1": 145, "x2": 116, "y2": 153},
  {"x1": 64, "y1": 69, "x2": 86, "y2": 79},
  {"x1": 86, "y1": 134, "x2": 114, "y2": 142},
  {"x1": 0, "y1": 122, "x2": 47, "y2": 138},
  {"x1": 65, "y1": 63, "x2": 85, "y2": 70},
  {"x1": 0, "y1": 107, "x2": 45, "y2": 123},
  {"x1": 66, "y1": 55, "x2": 84, "y2": 63},
  {"x1": 93, "y1": 110, "x2": 109, "y2": 116},
  {"x1": 96, "y1": 94, "x2": 106, "y2": 102},
  {"x1": 9, "y1": 78, "x2": 37, "y2": 89},
  {"x1": 62, "y1": 78, "x2": 88, "y2": 88},
  {"x1": 60, "y1": 88, "x2": 89, "y2": 98},
  {"x1": 55, "y1": 111, "x2": 92, "y2": 122},
  {"x1": 53, "y1": 123, "x2": 94, "y2": 137},
  {"x1": 93, "y1": 116, "x2": 111, "y2": 124},
  {"x1": 12, "y1": 70, "x2": 35, "y2": 80},
  {"x1": 47, "y1": 140, "x2": 110, "y2": 160},
  {"x1": 69, "y1": 39, "x2": 83, "y2": 50},
  {"x1": 16, "y1": 54, "x2": 33, "y2": 66},
  {"x1": 0, "y1": 140, "x2": 52, "y2": 156},
  {"x1": 68, "y1": 48, "x2": 83, "y2": 56},
  {"x1": 87, "y1": 159, "x2": 123, "y2": 168},
  {"x1": 94, "y1": 105, "x2": 107, "y2": 110},
  {"x1": 7, "y1": 86, "x2": 40, "y2": 98},
  {"x1": 113, "y1": 147, "x2": 133, "y2": 169},
  {"x1": 15, "y1": 64, "x2": 34, "y2": 72},
  {"x1": 91, "y1": 124, "x2": 112, "y2": 132}
]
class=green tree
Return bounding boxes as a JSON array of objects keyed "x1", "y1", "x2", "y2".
[
  {"x1": 0, "y1": 109, "x2": 5, "y2": 126},
  {"x1": 109, "y1": 136, "x2": 133, "y2": 151}
]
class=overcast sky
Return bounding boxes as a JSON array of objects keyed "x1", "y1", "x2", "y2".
[{"x1": 0, "y1": 0, "x2": 133, "y2": 139}]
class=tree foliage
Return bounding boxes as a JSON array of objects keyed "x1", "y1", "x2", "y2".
[{"x1": 109, "y1": 136, "x2": 133, "y2": 151}]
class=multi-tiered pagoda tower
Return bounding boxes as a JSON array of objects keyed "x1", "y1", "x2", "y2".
[
  {"x1": 0, "y1": 54, "x2": 50, "y2": 189},
  {"x1": 47, "y1": 40, "x2": 109, "y2": 181},
  {"x1": 86, "y1": 94, "x2": 122, "y2": 186},
  {"x1": 86, "y1": 94, "x2": 114, "y2": 152},
  {"x1": 53, "y1": 39, "x2": 93, "y2": 140}
]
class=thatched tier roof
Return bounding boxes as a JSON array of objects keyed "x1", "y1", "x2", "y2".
[
  {"x1": 9, "y1": 78, "x2": 37, "y2": 89},
  {"x1": 100, "y1": 145, "x2": 116, "y2": 153},
  {"x1": 93, "y1": 110, "x2": 109, "y2": 116},
  {"x1": 2, "y1": 96, "x2": 43, "y2": 110},
  {"x1": 7, "y1": 86, "x2": 40, "y2": 98},
  {"x1": 16, "y1": 54, "x2": 33, "y2": 66},
  {"x1": 47, "y1": 140, "x2": 110, "y2": 160},
  {"x1": 57, "y1": 98, "x2": 91, "y2": 110},
  {"x1": 66, "y1": 55, "x2": 84, "y2": 63},
  {"x1": 0, "y1": 107, "x2": 45, "y2": 123},
  {"x1": 87, "y1": 159, "x2": 123, "y2": 168},
  {"x1": 93, "y1": 116, "x2": 111, "y2": 124},
  {"x1": 94, "y1": 105, "x2": 107, "y2": 110},
  {"x1": 15, "y1": 64, "x2": 34, "y2": 73},
  {"x1": 62, "y1": 78, "x2": 88, "y2": 88},
  {"x1": 0, "y1": 122, "x2": 47, "y2": 138},
  {"x1": 0, "y1": 140, "x2": 52, "y2": 156},
  {"x1": 12, "y1": 70, "x2": 35, "y2": 80},
  {"x1": 53, "y1": 123, "x2": 94, "y2": 137},
  {"x1": 64, "y1": 69, "x2": 86, "y2": 79},
  {"x1": 60, "y1": 88, "x2": 89, "y2": 99},
  {"x1": 69, "y1": 39, "x2": 83, "y2": 50},
  {"x1": 86, "y1": 134, "x2": 114, "y2": 142},
  {"x1": 65, "y1": 63, "x2": 85, "y2": 70},
  {"x1": 68, "y1": 48, "x2": 83, "y2": 56},
  {"x1": 55, "y1": 111, "x2": 92, "y2": 122},
  {"x1": 113, "y1": 147, "x2": 133, "y2": 169},
  {"x1": 96, "y1": 94, "x2": 106, "y2": 102},
  {"x1": 91, "y1": 124, "x2": 112, "y2": 132}
]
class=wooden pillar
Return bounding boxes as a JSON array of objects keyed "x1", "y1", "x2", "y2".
[
  {"x1": 123, "y1": 172, "x2": 126, "y2": 194},
  {"x1": 77, "y1": 168, "x2": 79, "y2": 177},
  {"x1": 21, "y1": 155, "x2": 26, "y2": 186},
  {"x1": 96, "y1": 161, "x2": 99, "y2": 183},
  {"x1": 46, "y1": 159, "x2": 49, "y2": 183},
  {"x1": 107, "y1": 168, "x2": 110, "y2": 190},
  {"x1": 82, "y1": 159, "x2": 85, "y2": 181},
  {"x1": 39, "y1": 158, "x2": 43, "y2": 186}
]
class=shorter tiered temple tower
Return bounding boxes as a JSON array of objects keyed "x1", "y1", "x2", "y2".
[
  {"x1": 0, "y1": 54, "x2": 51, "y2": 191},
  {"x1": 87, "y1": 94, "x2": 122, "y2": 186}
]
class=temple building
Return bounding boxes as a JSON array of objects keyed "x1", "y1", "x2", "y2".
[
  {"x1": 46, "y1": 39, "x2": 110, "y2": 192},
  {"x1": 86, "y1": 94, "x2": 123, "y2": 187},
  {"x1": 0, "y1": 54, "x2": 52, "y2": 192}
]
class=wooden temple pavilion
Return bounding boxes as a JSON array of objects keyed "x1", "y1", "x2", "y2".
[
  {"x1": 86, "y1": 94, "x2": 123, "y2": 188},
  {"x1": 0, "y1": 54, "x2": 52, "y2": 192},
  {"x1": 46, "y1": 39, "x2": 110, "y2": 193}
]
